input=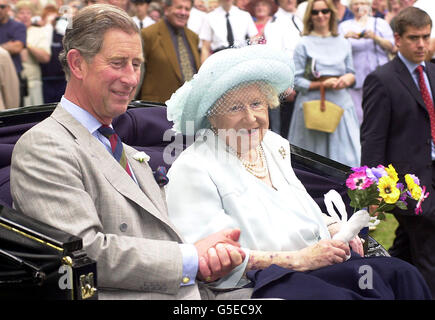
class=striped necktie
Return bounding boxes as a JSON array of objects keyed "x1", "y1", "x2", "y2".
[
  {"x1": 416, "y1": 65, "x2": 435, "y2": 145},
  {"x1": 98, "y1": 125, "x2": 133, "y2": 178}
]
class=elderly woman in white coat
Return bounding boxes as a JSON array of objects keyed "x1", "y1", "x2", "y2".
[{"x1": 164, "y1": 45, "x2": 431, "y2": 300}]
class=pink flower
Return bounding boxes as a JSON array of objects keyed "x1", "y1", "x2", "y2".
[
  {"x1": 415, "y1": 186, "x2": 429, "y2": 215},
  {"x1": 346, "y1": 171, "x2": 374, "y2": 190}
]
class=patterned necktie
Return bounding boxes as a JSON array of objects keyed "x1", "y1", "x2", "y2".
[
  {"x1": 226, "y1": 12, "x2": 234, "y2": 47},
  {"x1": 98, "y1": 125, "x2": 133, "y2": 178},
  {"x1": 139, "y1": 20, "x2": 143, "y2": 29},
  {"x1": 176, "y1": 29, "x2": 194, "y2": 82},
  {"x1": 416, "y1": 65, "x2": 435, "y2": 144}
]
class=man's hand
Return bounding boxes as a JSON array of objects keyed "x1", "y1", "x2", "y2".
[{"x1": 195, "y1": 228, "x2": 246, "y2": 282}]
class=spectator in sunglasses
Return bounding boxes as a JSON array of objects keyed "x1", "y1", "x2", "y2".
[{"x1": 288, "y1": 0, "x2": 361, "y2": 168}]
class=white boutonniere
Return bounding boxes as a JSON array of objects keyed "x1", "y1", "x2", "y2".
[{"x1": 133, "y1": 151, "x2": 150, "y2": 163}]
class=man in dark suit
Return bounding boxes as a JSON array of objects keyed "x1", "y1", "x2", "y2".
[
  {"x1": 361, "y1": 6, "x2": 435, "y2": 296},
  {"x1": 140, "y1": 0, "x2": 200, "y2": 103}
]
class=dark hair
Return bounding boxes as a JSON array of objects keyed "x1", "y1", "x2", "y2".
[{"x1": 394, "y1": 6, "x2": 432, "y2": 36}]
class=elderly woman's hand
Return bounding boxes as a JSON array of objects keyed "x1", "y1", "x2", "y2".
[
  {"x1": 348, "y1": 235, "x2": 364, "y2": 257},
  {"x1": 292, "y1": 239, "x2": 350, "y2": 271},
  {"x1": 327, "y1": 222, "x2": 364, "y2": 257}
]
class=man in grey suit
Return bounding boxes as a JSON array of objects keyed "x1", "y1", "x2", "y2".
[{"x1": 10, "y1": 4, "x2": 250, "y2": 300}]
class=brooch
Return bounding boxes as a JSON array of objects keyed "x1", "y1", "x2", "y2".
[{"x1": 278, "y1": 146, "x2": 287, "y2": 159}]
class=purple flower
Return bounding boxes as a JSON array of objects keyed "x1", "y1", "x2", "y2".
[
  {"x1": 365, "y1": 168, "x2": 378, "y2": 183},
  {"x1": 408, "y1": 174, "x2": 420, "y2": 186},
  {"x1": 369, "y1": 166, "x2": 387, "y2": 182},
  {"x1": 351, "y1": 166, "x2": 368, "y2": 173}
]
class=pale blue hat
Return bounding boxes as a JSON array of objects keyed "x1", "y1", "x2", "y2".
[{"x1": 166, "y1": 44, "x2": 295, "y2": 135}]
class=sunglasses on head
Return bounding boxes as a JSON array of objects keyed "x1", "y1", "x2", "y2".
[
  {"x1": 0, "y1": 4, "x2": 8, "y2": 9},
  {"x1": 311, "y1": 8, "x2": 331, "y2": 15}
]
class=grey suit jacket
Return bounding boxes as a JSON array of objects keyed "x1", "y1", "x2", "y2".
[{"x1": 10, "y1": 105, "x2": 201, "y2": 299}]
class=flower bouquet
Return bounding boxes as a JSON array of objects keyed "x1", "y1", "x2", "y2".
[
  {"x1": 324, "y1": 164, "x2": 429, "y2": 247},
  {"x1": 346, "y1": 164, "x2": 429, "y2": 219}
]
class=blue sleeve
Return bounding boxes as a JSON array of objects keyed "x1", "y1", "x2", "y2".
[
  {"x1": 293, "y1": 41, "x2": 312, "y2": 93},
  {"x1": 13, "y1": 21, "x2": 27, "y2": 47},
  {"x1": 179, "y1": 243, "x2": 198, "y2": 286}
]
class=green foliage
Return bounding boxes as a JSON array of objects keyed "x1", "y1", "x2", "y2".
[
  {"x1": 347, "y1": 184, "x2": 379, "y2": 209},
  {"x1": 370, "y1": 215, "x2": 399, "y2": 250}
]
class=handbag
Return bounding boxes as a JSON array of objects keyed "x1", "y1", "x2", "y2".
[{"x1": 302, "y1": 83, "x2": 344, "y2": 133}]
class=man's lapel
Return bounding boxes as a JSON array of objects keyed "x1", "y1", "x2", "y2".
[
  {"x1": 158, "y1": 20, "x2": 182, "y2": 82},
  {"x1": 51, "y1": 105, "x2": 179, "y2": 234},
  {"x1": 394, "y1": 57, "x2": 427, "y2": 113},
  {"x1": 426, "y1": 62, "x2": 435, "y2": 101},
  {"x1": 124, "y1": 145, "x2": 168, "y2": 216}
]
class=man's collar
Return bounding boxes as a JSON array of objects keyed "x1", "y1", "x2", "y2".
[
  {"x1": 277, "y1": 7, "x2": 293, "y2": 16},
  {"x1": 397, "y1": 51, "x2": 426, "y2": 73},
  {"x1": 60, "y1": 96, "x2": 104, "y2": 134},
  {"x1": 217, "y1": 5, "x2": 235, "y2": 14}
]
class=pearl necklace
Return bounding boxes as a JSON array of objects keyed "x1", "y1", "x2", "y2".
[
  {"x1": 211, "y1": 128, "x2": 269, "y2": 178},
  {"x1": 238, "y1": 145, "x2": 269, "y2": 178}
]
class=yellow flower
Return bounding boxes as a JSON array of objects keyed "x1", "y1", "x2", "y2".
[
  {"x1": 410, "y1": 184, "x2": 422, "y2": 201},
  {"x1": 405, "y1": 174, "x2": 417, "y2": 190},
  {"x1": 385, "y1": 164, "x2": 399, "y2": 182},
  {"x1": 405, "y1": 174, "x2": 422, "y2": 200},
  {"x1": 378, "y1": 176, "x2": 401, "y2": 204}
]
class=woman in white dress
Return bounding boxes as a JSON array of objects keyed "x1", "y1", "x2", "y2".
[
  {"x1": 339, "y1": 0, "x2": 395, "y2": 123},
  {"x1": 164, "y1": 44, "x2": 431, "y2": 299}
]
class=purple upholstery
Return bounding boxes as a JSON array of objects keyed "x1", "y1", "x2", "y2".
[
  {"x1": 0, "y1": 166, "x2": 10, "y2": 208},
  {"x1": 292, "y1": 165, "x2": 350, "y2": 214},
  {"x1": 0, "y1": 122, "x2": 41, "y2": 208},
  {"x1": 0, "y1": 107, "x2": 182, "y2": 208},
  {"x1": 112, "y1": 106, "x2": 186, "y2": 171}
]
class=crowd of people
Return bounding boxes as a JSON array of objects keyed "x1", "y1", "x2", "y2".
[
  {"x1": 1, "y1": 0, "x2": 431, "y2": 164},
  {"x1": 4, "y1": 0, "x2": 435, "y2": 300}
]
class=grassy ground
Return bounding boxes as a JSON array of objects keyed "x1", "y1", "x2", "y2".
[{"x1": 369, "y1": 215, "x2": 399, "y2": 250}]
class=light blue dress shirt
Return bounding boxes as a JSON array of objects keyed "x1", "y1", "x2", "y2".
[
  {"x1": 397, "y1": 52, "x2": 435, "y2": 160},
  {"x1": 60, "y1": 96, "x2": 198, "y2": 286}
]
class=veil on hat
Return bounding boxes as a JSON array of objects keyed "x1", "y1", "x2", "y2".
[{"x1": 166, "y1": 44, "x2": 295, "y2": 135}]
